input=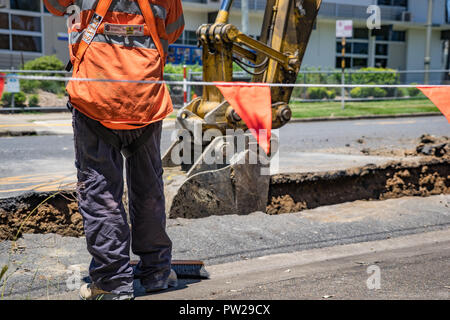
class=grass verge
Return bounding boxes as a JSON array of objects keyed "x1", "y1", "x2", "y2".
[{"x1": 290, "y1": 98, "x2": 439, "y2": 119}]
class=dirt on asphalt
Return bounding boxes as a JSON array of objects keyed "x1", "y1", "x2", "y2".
[
  {"x1": 0, "y1": 191, "x2": 82, "y2": 241},
  {"x1": 361, "y1": 134, "x2": 449, "y2": 158}
]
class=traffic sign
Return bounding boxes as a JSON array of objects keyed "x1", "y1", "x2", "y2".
[
  {"x1": 5, "y1": 74, "x2": 20, "y2": 93},
  {"x1": 336, "y1": 20, "x2": 353, "y2": 38}
]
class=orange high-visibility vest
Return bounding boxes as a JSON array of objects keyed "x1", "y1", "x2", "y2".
[{"x1": 44, "y1": 0, "x2": 184, "y2": 130}]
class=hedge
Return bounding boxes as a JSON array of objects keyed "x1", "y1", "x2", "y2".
[
  {"x1": 20, "y1": 55, "x2": 66, "y2": 94},
  {"x1": 1, "y1": 91, "x2": 27, "y2": 107}
]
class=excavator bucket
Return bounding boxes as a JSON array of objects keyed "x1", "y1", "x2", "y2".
[{"x1": 162, "y1": 131, "x2": 278, "y2": 218}]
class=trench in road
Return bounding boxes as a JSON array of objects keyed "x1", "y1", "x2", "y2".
[{"x1": 0, "y1": 155, "x2": 448, "y2": 241}]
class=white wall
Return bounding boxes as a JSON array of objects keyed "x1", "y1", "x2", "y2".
[
  {"x1": 388, "y1": 42, "x2": 407, "y2": 70},
  {"x1": 43, "y1": 15, "x2": 69, "y2": 63},
  {"x1": 302, "y1": 21, "x2": 336, "y2": 69},
  {"x1": 405, "y1": 28, "x2": 444, "y2": 83},
  {"x1": 183, "y1": 10, "x2": 208, "y2": 31}
]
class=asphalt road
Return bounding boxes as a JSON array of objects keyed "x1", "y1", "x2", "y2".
[
  {"x1": 0, "y1": 115, "x2": 448, "y2": 198},
  {"x1": 1, "y1": 195, "x2": 449, "y2": 299},
  {"x1": 147, "y1": 229, "x2": 450, "y2": 300},
  {"x1": 0, "y1": 115, "x2": 448, "y2": 300}
]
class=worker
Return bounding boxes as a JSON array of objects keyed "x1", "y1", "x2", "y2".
[{"x1": 44, "y1": 0, "x2": 184, "y2": 300}]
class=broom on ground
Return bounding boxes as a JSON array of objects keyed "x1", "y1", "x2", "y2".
[{"x1": 130, "y1": 260, "x2": 210, "y2": 279}]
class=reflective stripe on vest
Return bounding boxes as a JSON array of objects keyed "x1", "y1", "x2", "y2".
[
  {"x1": 69, "y1": 31, "x2": 169, "y2": 52},
  {"x1": 74, "y1": 0, "x2": 167, "y2": 19}
]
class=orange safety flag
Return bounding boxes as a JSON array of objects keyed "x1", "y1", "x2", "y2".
[
  {"x1": 216, "y1": 83, "x2": 272, "y2": 154},
  {"x1": 418, "y1": 86, "x2": 450, "y2": 123},
  {"x1": 0, "y1": 74, "x2": 5, "y2": 98}
]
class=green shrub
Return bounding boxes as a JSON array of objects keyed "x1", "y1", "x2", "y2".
[
  {"x1": 351, "y1": 67, "x2": 398, "y2": 86},
  {"x1": 1, "y1": 91, "x2": 27, "y2": 107},
  {"x1": 407, "y1": 83, "x2": 420, "y2": 97},
  {"x1": 372, "y1": 87, "x2": 387, "y2": 98},
  {"x1": 350, "y1": 87, "x2": 363, "y2": 98},
  {"x1": 20, "y1": 55, "x2": 66, "y2": 94},
  {"x1": 1, "y1": 92, "x2": 10, "y2": 106},
  {"x1": 307, "y1": 87, "x2": 328, "y2": 100},
  {"x1": 396, "y1": 88, "x2": 406, "y2": 98},
  {"x1": 23, "y1": 55, "x2": 65, "y2": 71},
  {"x1": 350, "y1": 86, "x2": 386, "y2": 98},
  {"x1": 28, "y1": 94, "x2": 40, "y2": 107},
  {"x1": 164, "y1": 63, "x2": 203, "y2": 75},
  {"x1": 326, "y1": 90, "x2": 336, "y2": 99}
]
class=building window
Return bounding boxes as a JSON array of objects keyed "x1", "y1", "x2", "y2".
[
  {"x1": 11, "y1": 15, "x2": 41, "y2": 32},
  {"x1": 175, "y1": 30, "x2": 198, "y2": 45},
  {"x1": 185, "y1": 31, "x2": 197, "y2": 45},
  {"x1": 12, "y1": 35, "x2": 42, "y2": 52},
  {"x1": 9, "y1": 0, "x2": 41, "y2": 12},
  {"x1": 391, "y1": 30, "x2": 405, "y2": 42},
  {"x1": 353, "y1": 42, "x2": 369, "y2": 55},
  {"x1": 0, "y1": 34, "x2": 10, "y2": 50},
  {"x1": 336, "y1": 38, "x2": 369, "y2": 69},
  {"x1": 353, "y1": 58, "x2": 368, "y2": 68},
  {"x1": 0, "y1": 2, "x2": 43, "y2": 54},
  {"x1": 336, "y1": 41, "x2": 351, "y2": 54},
  {"x1": 378, "y1": 0, "x2": 407, "y2": 7},
  {"x1": 353, "y1": 28, "x2": 369, "y2": 40},
  {"x1": 376, "y1": 44, "x2": 388, "y2": 56},
  {"x1": 0, "y1": 13, "x2": 9, "y2": 29},
  {"x1": 375, "y1": 58, "x2": 388, "y2": 68}
]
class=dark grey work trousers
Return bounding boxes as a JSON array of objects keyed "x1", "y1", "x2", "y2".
[{"x1": 72, "y1": 108, "x2": 171, "y2": 294}]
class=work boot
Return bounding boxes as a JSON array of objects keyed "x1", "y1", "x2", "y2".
[
  {"x1": 144, "y1": 269, "x2": 178, "y2": 293},
  {"x1": 79, "y1": 283, "x2": 134, "y2": 300}
]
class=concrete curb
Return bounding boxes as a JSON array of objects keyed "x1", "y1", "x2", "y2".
[
  {"x1": 0, "y1": 107, "x2": 69, "y2": 114},
  {"x1": 289, "y1": 112, "x2": 443, "y2": 123}
]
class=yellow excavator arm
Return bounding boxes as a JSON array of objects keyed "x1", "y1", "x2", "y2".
[
  {"x1": 177, "y1": 0, "x2": 322, "y2": 133},
  {"x1": 162, "y1": 0, "x2": 322, "y2": 218}
]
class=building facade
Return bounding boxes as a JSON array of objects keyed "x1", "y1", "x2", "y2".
[{"x1": 0, "y1": 0, "x2": 449, "y2": 83}]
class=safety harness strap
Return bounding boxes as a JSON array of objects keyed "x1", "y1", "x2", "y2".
[
  {"x1": 137, "y1": 0, "x2": 166, "y2": 71},
  {"x1": 73, "y1": 0, "x2": 113, "y2": 73}
]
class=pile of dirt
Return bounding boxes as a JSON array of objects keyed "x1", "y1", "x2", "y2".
[
  {"x1": 267, "y1": 158, "x2": 449, "y2": 215},
  {"x1": 266, "y1": 195, "x2": 307, "y2": 215},
  {"x1": 0, "y1": 191, "x2": 82, "y2": 241},
  {"x1": 415, "y1": 134, "x2": 449, "y2": 157},
  {"x1": 36, "y1": 90, "x2": 68, "y2": 108},
  {"x1": 383, "y1": 165, "x2": 448, "y2": 199}
]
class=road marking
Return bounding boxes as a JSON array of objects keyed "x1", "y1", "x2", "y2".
[
  {"x1": 0, "y1": 172, "x2": 76, "y2": 193},
  {"x1": 354, "y1": 120, "x2": 417, "y2": 126}
]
